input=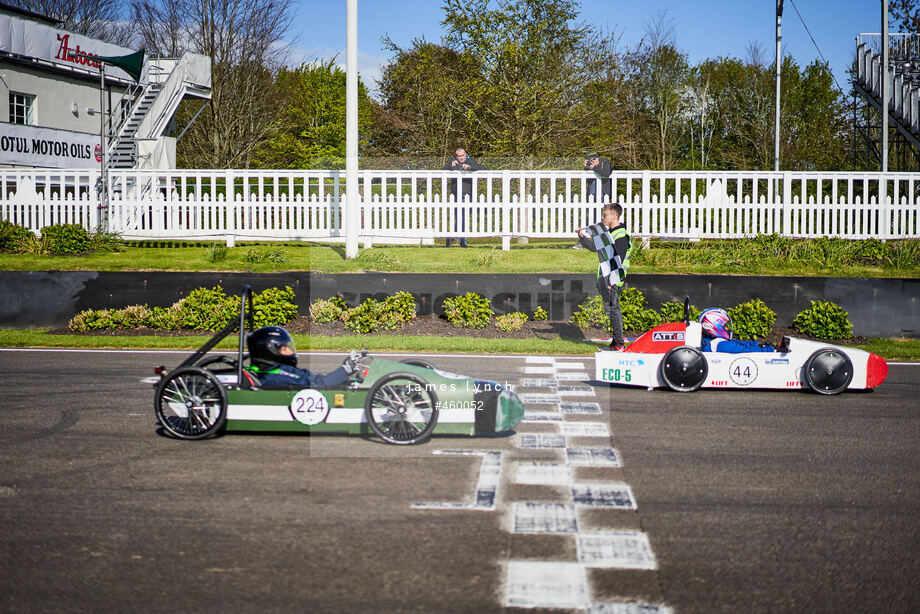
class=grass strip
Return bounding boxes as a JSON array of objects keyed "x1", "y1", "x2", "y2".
[
  {"x1": 0, "y1": 330, "x2": 917, "y2": 360},
  {"x1": 1, "y1": 240, "x2": 918, "y2": 277},
  {"x1": 0, "y1": 330, "x2": 595, "y2": 355}
]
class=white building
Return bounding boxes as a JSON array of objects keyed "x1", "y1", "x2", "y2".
[{"x1": 0, "y1": 2, "x2": 210, "y2": 170}]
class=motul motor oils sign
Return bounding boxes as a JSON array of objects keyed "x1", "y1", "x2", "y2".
[{"x1": 0, "y1": 124, "x2": 98, "y2": 168}]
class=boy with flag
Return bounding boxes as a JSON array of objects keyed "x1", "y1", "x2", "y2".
[{"x1": 577, "y1": 203, "x2": 632, "y2": 351}]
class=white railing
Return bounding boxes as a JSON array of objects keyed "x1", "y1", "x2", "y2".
[{"x1": 2, "y1": 168, "x2": 919, "y2": 248}]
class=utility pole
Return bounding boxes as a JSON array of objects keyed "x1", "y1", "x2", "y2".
[
  {"x1": 881, "y1": 0, "x2": 889, "y2": 172},
  {"x1": 774, "y1": 0, "x2": 783, "y2": 172},
  {"x1": 98, "y1": 63, "x2": 107, "y2": 232},
  {"x1": 345, "y1": 0, "x2": 359, "y2": 259}
]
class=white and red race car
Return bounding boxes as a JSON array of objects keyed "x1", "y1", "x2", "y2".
[{"x1": 595, "y1": 319, "x2": 888, "y2": 395}]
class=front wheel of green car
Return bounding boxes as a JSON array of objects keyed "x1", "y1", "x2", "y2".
[
  {"x1": 155, "y1": 367, "x2": 228, "y2": 440},
  {"x1": 364, "y1": 372, "x2": 439, "y2": 445}
]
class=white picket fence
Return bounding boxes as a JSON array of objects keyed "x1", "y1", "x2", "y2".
[{"x1": 1, "y1": 168, "x2": 918, "y2": 248}]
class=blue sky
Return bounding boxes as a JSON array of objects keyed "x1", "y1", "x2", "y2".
[{"x1": 289, "y1": 1, "x2": 892, "y2": 98}]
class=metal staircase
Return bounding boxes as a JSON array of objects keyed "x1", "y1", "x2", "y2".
[
  {"x1": 104, "y1": 52, "x2": 211, "y2": 172},
  {"x1": 108, "y1": 83, "x2": 162, "y2": 168},
  {"x1": 854, "y1": 33, "x2": 920, "y2": 169}
]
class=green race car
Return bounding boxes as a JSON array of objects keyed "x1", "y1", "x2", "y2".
[{"x1": 150, "y1": 286, "x2": 524, "y2": 445}]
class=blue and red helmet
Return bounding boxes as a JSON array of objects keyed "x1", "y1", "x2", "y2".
[{"x1": 699, "y1": 308, "x2": 732, "y2": 340}]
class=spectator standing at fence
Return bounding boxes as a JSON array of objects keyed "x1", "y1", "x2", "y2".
[
  {"x1": 583, "y1": 151, "x2": 612, "y2": 202},
  {"x1": 573, "y1": 151, "x2": 613, "y2": 250},
  {"x1": 442, "y1": 147, "x2": 485, "y2": 247},
  {"x1": 577, "y1": 203, "x2": 632, "y2": 351}
]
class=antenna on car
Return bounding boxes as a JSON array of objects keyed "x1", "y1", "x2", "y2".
[{"x1": 683, "y1": 295, "x2": 691, "y2": 325}]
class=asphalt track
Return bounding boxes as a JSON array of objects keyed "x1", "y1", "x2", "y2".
[{"x1": 0, "y1": 349, "x2": 918, "y2": 613}]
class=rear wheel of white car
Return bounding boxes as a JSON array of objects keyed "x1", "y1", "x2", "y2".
[
  {"x1": 155, "y1": 367, "x2": 228, "y2": 439},
  {"x1": 364, "y1": 372, "x2": 439, "y2": 445},
  {"x1": 659, "y1": 346, "x2": 708, "y2": 392},
  {"x1": 803, "y1": 348, "x2": 853, "y2": 395}
]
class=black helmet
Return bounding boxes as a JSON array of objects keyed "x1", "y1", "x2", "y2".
[{"x1": 247, "y1": 326, "x2": 297, "y2": 368}]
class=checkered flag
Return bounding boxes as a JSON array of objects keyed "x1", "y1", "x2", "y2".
[{"x1": 584, "y1": 222, "x2": 625, "y2": 286}]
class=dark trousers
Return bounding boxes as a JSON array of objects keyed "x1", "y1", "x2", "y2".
[
  {"x1": 597, "y1": 277, "x2": 624, "y2": 345},
  {"x1": 447, "y1": 197, "x2": 470, "y2": 246},
  {"x1": 587, "y1": 178, "x2": 612, "y2": 201}
]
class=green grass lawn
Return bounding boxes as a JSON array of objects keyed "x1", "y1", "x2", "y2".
[
  {"x1": 0, "y1": 330, "x2": 917, "y2": 360},
  {"x1": 1, "y1": 238, "x2": 918, "y2": 277}
]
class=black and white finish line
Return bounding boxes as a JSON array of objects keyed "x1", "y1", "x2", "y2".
[
  {"x1": 412, "y1": 356, "x2": 673, "y2": 612},
  {"x1": 509, "y1": 356, "x2": 671, "y2": 612}
]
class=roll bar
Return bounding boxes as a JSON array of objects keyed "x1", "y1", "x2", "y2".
[{"x1": 175, "y1": 285, "x2": 254, "y2": 377}]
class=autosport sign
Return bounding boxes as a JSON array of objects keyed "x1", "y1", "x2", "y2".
[{"x1": 0, "y1": 124, "x2": 99, "y2": 169}]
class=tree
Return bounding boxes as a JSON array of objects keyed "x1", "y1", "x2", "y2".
[
  {"x1": 131, "y1": 0, "x2": 295, "y2": 168},
  {"x1": 9, "y1": 0, "x2": 133, "y2": 45},
  {"x1": 891, "y1": 0, "x2": 920, "y2": 32},
  {"x1": 628, "y1": 14, "x2": 690, "y2": 170},
  {"x1": 376, "y1": 39, "x2": 479, "y2": 157},
  {"x1": 441, "y1": 0, "x2": 610, "y2": 156},
  {"x1": 253, "y1": 61, "x2": 373, "y2": 169},
  {"x1": 377, "y1": 0, "x2": 616, "y2": 160}
]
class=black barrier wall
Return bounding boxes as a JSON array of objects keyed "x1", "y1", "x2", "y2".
[{"x1": 0, "y1": 271, "x2": 917, "y2": 338}]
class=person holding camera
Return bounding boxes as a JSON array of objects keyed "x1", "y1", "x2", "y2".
[
  {"x1": 441, "y1": 147, "x2": 485, "y2": 247},
  {"x1": 583, "y1": 150, "x2": 612, "y2": 202}
]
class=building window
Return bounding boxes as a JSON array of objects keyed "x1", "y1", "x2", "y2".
[{"x1": 9, "y1": 92, "x2": 35, "y2": 125}]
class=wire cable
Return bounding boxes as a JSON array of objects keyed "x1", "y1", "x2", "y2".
[{"x1": 788, "y1": 0, "x2": 848, "y2": 96}]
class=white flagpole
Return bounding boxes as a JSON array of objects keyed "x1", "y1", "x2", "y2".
[{"x1": 345, "y1": 0, "x2": 359, "y2": 258}]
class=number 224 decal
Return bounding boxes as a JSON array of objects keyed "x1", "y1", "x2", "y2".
[{"x1": 289, "y1": 389, "x2": 330, "y2": 425}]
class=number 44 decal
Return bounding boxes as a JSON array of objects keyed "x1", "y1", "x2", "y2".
[{"x1": 729, "y1": 357, "x2": 758, "y2": 386}]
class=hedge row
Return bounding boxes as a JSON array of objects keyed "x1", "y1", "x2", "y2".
[
  {"x1": 69, "y1": 286, "x2": 297, "y2": 332},
  {"x1": 1, "y1": 221, "x2": 124, "y2": 255},
  {"x1": 308, "y1": 290, "x2": 854, "y2": 341}
]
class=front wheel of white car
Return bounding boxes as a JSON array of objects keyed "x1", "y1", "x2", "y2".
[
  {"x1": 803, "y1": 348, "x2": 853, "y2": 395},
  {"x1": 659, "y1": 346, "x2": 708, "y2": 392}
]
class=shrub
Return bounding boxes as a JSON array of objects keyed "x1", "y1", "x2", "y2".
[
  {"x1": 571, "y1": 295, "x2": 609, "y2": 331},
  {"x1": 885, "y1": 239, "x2": 920, "y2": 271},
  {"x1": 251, "y1": 286, "x2": 298, "y2": 327},
  {"x1": 205, "y1": 242, "x2": 230, "y2": 263},
  {"x1": 111, "y1": 304, "x2": 151, "y2": 328},
  {"x1": 0, "y1": 220, "x2": 32, "y2": 251},
  {"x1": 854, "y1": 238, "x2": 889, "y2": 263},
  {"x1": 659, "y1": 300, "x2": 702, "y2": 324},
  {"x1": 90, "y1": 231, "x2": 125, "y2": 253},
  {"x1": 620, "y1": 287, "x2": 661, "y2": 332},
  {"x1": 793, "y1": 300, "x2": 853, "y2": 340},
  {"x1": 340, "y1": 294, "x2": 413, "y2": 334},
  {"x1": 495, "y1": 312, "x2": 528, "y2": 332},
  {"x1": 309, "y1": 297, "x2": 345, "y2": 323},
  {"x1": 146, "y1": 304, "x2": 183, "y2": 330},
  {"x1": 17, "y1": 233, "x2": 51, "y2": 255},
  {"x1": 242, "y1": 247, "x2": 286, "y2": 264},
  {"x1": 729, "y1": 298, "x2": 776, "y2": 340},
  {"x1": 474, "y1": 248, "x2": 502, "y2": 268},
  {"x1": 176, "y1": 286, "x2": 238, "y2": 330},
  {"x1": 532, "y1": 306, "x2": 548, "y2": 321},
  {"x1": 385, "y1": 291, "x2": 417, "y2": 322},
  {"x1": 40, "y1": 224, "x2": 91, "y2": 254},
  {"x1": 443, "y1": 292, "x2": 493, "y2": 329},
  {"x1": 342, "y1": 299, "x2": 385, "y2": 333},
  {"x1": 68, "y1": 309, "x2": 115, "y2": 331}
]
